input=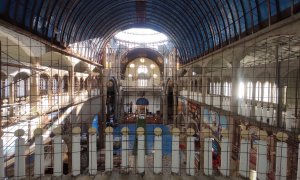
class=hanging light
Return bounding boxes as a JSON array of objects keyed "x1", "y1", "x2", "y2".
[
  {"x1": 129, "y1": 63, "x2": 135, "y2": 68},
  {"x1": 140, "y1": 58, "x2": 145, "y2": 63}
]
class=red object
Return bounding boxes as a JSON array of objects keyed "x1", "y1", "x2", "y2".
[{"x1": 179, "y1": 144, "x2": 186, "y2": 150}]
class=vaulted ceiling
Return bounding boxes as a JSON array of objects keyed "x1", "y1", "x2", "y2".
[{"x1": 0, "y1": 0, "x2": 299, "y2": 64}]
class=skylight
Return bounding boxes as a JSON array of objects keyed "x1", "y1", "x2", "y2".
[{"x1": 114, "y1": 28, "x2": 168, "y2": 44}]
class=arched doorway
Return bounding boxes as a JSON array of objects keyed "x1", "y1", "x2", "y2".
[{"x1": 136, "y1": 97, "x2": 149, "y2": 116}]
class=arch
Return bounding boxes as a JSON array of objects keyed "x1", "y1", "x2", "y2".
[
  {"x1": 14, "y1": 72, "x2": 30, "y2": 98},
  {"x1": 40, "y1": 73, "x2": 50, "y2": 95},
  {"x1": 62, "y1": 75, "x2": 69, "y2": 93},
  {"x1": 40, "y1": 51, "x2": 72, "y2": 71},
  {"x1": 136, "y1": 98, "x2": 149, "y2": 105}
]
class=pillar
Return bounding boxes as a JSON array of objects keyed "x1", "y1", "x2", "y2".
[
  {"x1": 14, "y1": 129, "x2": 26, "y2": 179},
  {"x1": 154, "y1": 127, "x2": 162, "y2": 174},
  {"x1": 297, "y1": 135, "x2": 300, "y2": 180},
  {"x1": 121, "y1": 127, "x2": 129, "y2": 172},
  {"x1": 203, "y1": 128, "x2": 213, "y2": 176},
  {"x1": 162, "y1": 93, "x2": 168, "y2": 124},
  {"x1": 256, "y1": 130, "x2": 268, "y2": 180},
  {"x1": 137, "y1": 127, "x2": 145, "y2": 174},
  {"x1": 239, "y1": 130, "x2": 250, "y2": 178},
  {"x1": 30, "y1": 57, "x2": 40, "y2": 113},
  {"x1": 186, "y1": 128, "x2": 195, "y2": 176},
  {"x1": 68, "y1": 65, "x2": 75, "y2": 103},
  {"x1": 53, "y1": 127, "x2": 63, "y2": 176},
  {"x1": 88, "y1": 127, "x2": 97, "y2": 175},
  {"x1": 275, "y1": 132, "x2": 288, "y2": 180},
  {"x1": 34, "y1": 128, "x2": 44, "y2": 177},
  {"x1": 220, "y1": 129, "x2": 231, "y2": 177},
  {"x1": 105, "y1": 127, "x2": 113, "y2": 172},
  {"x1": 171, "y1": 128, "x2": 180, "y2": 174},
  {"x1": 72, "y1": 127, "x2": 81, "y2": 176},
  {"x1": 0, "y1": 131, "x2": 4, "y2": 179}
]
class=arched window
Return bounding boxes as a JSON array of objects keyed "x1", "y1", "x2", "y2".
[
  {"x1": 224, "y1": 82, "x2": 228, "y2": 96},
  {"x1": 194, "y1": 80, "x2": 198, "y2": 92},
  {"x1": 255, "y1": 81, "x2": 262, "y2": 101},
  {"x1": 1, "y1": 77, "x2": 10, "y2": 99},
  {"x1": 137, "y1": 65, "x2": 148, "y2": 74},
  {"x1": 40, "y1": 74, "x2": 48, "y2": 95},
  {"x1": 263, "y1": 81, "x2": 270, "y2": 102},
  {"x1": 16, "y1": 79, "x2": 26, "y2": 97},
  {"x1": 52, "y1": 76, "x2": 59, "y2": 94},
  {"x1": 247, "y1": 82, "x2": 253, "y2": 100},
  {"x1": 238, "y1": 82, "x2": 245, "y2": 99}
]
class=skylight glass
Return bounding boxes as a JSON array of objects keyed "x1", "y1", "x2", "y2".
[{"x1": 115, "y1": 28, "x2": 168, "y2": 43}]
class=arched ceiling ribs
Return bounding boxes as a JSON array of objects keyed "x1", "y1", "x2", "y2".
[{"x1": 0, "y1": 0, "x2": 297, "y2": 64}]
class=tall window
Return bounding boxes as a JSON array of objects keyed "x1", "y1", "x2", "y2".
[
  {"x1": 137, "y1": 65, "x2": 148, "y2": 74},
  {"x1": 16, "y1": 79, "x2": 26, "y2": 97},
  {"x1": 247, "y1": 82, "x2": 253, "y2": 100},
  {"x1": 238, "y1": 82, "x2": 245, "y2": 98},
  {"x1": 138, "y1": 79, "x2": 147, "y2": 86},
  {"x1": 40, "y1": 75, "x2": 48, "y2": 95},
  {"x1": 52, "y1": 78, "x2": 59, "y2": 94},
  {"x1": 263, "y1": 82, "x2": 270, "y2": 102},
  {"x1": 1, "y1": 78, "x2": 9, "y2": 98},
  {"x1": 255, "y1": 81, "x2": 262, "y2": 101}
]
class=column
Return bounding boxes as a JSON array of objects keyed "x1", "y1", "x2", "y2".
[
  {"x1": 239, "y1": 130, "x2": 250, "y2": 178},
  {"x1": 137, "y1": 127, "x2": 145, "y2": 174},
  {"x1": 154, "y1": 127, "x2": 162, "y2": 174},
  {"x1": 105, "y1": 127, "x2": 113, "y2": 172},
  {"x1": 68, "y1": 65, "x2": 75, "y2": 103},
  {"x1": 34, "y1": 128, "x2": 44, "y2": 177},
  {"x1": 0, "y1": 131, "x2": 4, "y2": 179},
  {"x1": 53, "y1": 127, "x2": 63, "y2": 176},
  {"x1": 8, "y1": 76, "x2": 14, "y2": 116},
  {"x1": 297, "y1": 135, "x2": 300, "y2": 179},
  {"x1": 275, "y1": 132, "x2": 288, "y2": 180},
  {"x1": 88, "y1": 127, "x2": 97, "y2": 175},
  {"x1": 171, "y1": 128, "x2": 180, "y2": 174},
  {"x1": 121, "y1": 127, "x2": 129, "y2": 172},
  {"x1": 162, "y1": 93, "x2": 168, "y2": 124},
  {"x1": 186, "y1": 128, "x2": 195, "y2": 176},
  {"x1": 72, "y1": 127, "x2": 81, "y2": 176},
  {"x1": 257, "y1": 130, "x2": 268, "y2": 180},
  {"x1": 220, "y1": 129, "x2": 231, "y2": 177},
  {"x1": 203, "y1": 129, "x2": 213, "y2": 176},
  {"x1": 30, "y1": 57, "x2": 40, "y2": 114},
  {"x1": 173, "y1": 84, "x2": 178, "y2": 125},
  {"x1": 14, "y1": 129, "x2": 26, "y2": 179}
]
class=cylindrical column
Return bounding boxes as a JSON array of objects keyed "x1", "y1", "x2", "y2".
[
  {"x1": 171, "y1": 128, "x2": 180, "y2": 174},
  {"x1": 203, "y1": 128, "x2": 212, "y2": 176},
  {"x1": 53, "y1": 127, "x2": 63, "y2": 176},
  {"x1": 137, "y1": 127, "x2": 145, "y2": 174},
  {"x1": 88, "y1": 127, "x2": 97, "y2": 175},
  {"x1": 34, "y1": 128, "x2": 44, "y2": 177},
  {"x1": 257, "y1": 130, "x2": 268, "y2": 180},
  {"x1": 105, "y1": 127, "x2": 113, "y2": 172},
  {"x1": 186, "y1": 128, "x2": 195, "y2": 176},
  {"x1": 297, "y1": 135, "x2": 300, "y2": 180},
  {"x1": 220, "y1": 129, "x2": 231, "y2": 176},
  {"x1": 154, "y1": 127, "x2": 162, "y2": 174},
  {"x1": 121, "y1": 127, "x2": 129, "y2": 172},
  {"x1": 0, "y1": 131, "x2": 4, "y2": 179},
  {"x1": 275, "y1": 132, "x2": 288, "y2": 180},
  {"x1": 14, "y1": 129, "x2": 26, "y2": 179},
  {"x1": 239, "y1": 130, "x2": 250, "y2": 178},
  {"x1": 72, "y1": 127, "x2": 81, "y2": 176}
]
